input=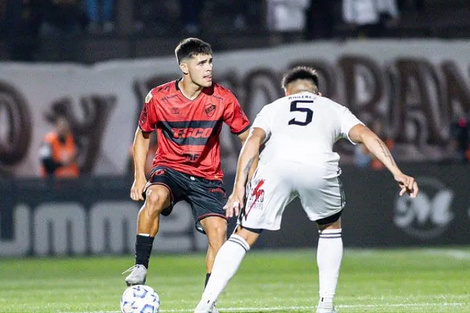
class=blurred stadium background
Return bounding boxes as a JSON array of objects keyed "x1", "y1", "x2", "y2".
[{"x1": 1, "y1": 0, "x2": 470, "y2": 312}]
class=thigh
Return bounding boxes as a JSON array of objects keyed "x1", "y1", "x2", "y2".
[
  {"x1": 239, "y1": 165, "x2": 295, "y2": 231},
  {"x1": 147, "y1": 166, "x2": 187, "y2": 207},
  {"x1": 186, "y1": 177, "x2": 228, "y2": 234},
  {"x1": 299, "y1": 175, "x2": 345, "y2": 222}
]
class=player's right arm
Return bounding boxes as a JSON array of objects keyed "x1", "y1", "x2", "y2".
[
  {"x1": 224, "y1": 127, "x2": 266, "y2": 218},
  {"x1": 130, "y1": 127, "x2": 151, "y2": 201}
]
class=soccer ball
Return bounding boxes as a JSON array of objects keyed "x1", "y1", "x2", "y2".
[{"x1": 120, "y1": 285, "x2": 160, "y2": 313}]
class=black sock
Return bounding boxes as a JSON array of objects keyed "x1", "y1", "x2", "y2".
[
  {"x1": 135, "y1": 235, "x2": 154, "y2": 269},
  {"x1": 204, "y1": 273, "x2": 211, "y2": 289}
]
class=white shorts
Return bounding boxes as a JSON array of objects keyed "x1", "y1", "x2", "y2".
[{"x1": 239, "y1": 160, "x2": 345, "y2": 231}]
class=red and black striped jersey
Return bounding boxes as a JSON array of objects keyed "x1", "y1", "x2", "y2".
[{"x1": 138, "y1": 80, "x2": 250, "y2": 180}]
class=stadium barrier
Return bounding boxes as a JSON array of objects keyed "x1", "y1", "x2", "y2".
[{"x1": 1, "y1": 163, "x2": 469, "y2": 257}]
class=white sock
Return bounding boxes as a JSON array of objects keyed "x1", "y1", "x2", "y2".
[
  {"x1": 317, "y1": 228, "x2": 343, "y2": 308},
  {"x1": 195, "y1": 234, "x2": 250, "y2": 311}
]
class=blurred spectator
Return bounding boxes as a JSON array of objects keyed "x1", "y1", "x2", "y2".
[
  {"x1": 39, "y1": 116, "x2": 79, "y2": 178},
  {"x1": 0, "y1": 1, "x2": 4, "y2": 19},
  {"x1": 305, "y1": 0, "x2": 337, "y2": 40},
  {"x1": 39, "y1": 0, "x2": 83, "y2": 36},
  {"x1": 132, "y1": 0, "x2": 179, "y2": 34},
  {"x1": 232, "y1": 0, "x2": 260, "y2": 31},
  {"x1": 449, "y1": 117, "x2": 470, "y2": 164},
  {"x1": 397, "y1": 0, "x2": 424, "y2": 12},
  {"x1": 342, "y1": 0, "x2": 400, "y2": 38},
  {"x1": 354, "y1": 144, "x2": 372, "y2": 168},
  {"x1": 1, "y1": 0, "x2": 42, "y2": 60},
  {"x1": 0, "y1": 0, "x2": 17, "y2": 38},
  {"x1": 179, "y1": 0, "x2": 205, "y2": 34},
  {"x1": 85, "y1": 0, "x2": 115, "y2": 33},
  {"x1": 266, "y1": 0, "x2": 310, "y2": 33}
]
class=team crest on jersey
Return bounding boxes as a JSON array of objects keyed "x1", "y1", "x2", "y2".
[
  {"x1": 204, "y1": 103, "x2": 216, "y2": 117},
  {"x1": 145, "y1": 91, "x2": 153, "y2": 103}
]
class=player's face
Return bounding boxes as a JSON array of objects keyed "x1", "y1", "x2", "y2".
[
  {"x1": 183, "y1": 54, "x2": 213, "y2": 88},
  {"x1": 55, "y1": 117, "x2": 71, "y2": 136}
]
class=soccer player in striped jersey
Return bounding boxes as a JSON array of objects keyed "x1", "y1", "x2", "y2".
[
  {"x1": 194, "y1": 66, "x2": 418, "y2": 313},
  {"x1": 124, "y1": 38, "x2": 251, "y2": 299}
]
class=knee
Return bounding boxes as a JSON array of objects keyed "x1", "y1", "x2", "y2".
[
  {"x1": 206, "y1": 221, "x2": 227, "y2": 245},
  {"x1": 211, "y1": 223, "x2": 227, "y2": 238},
  {"x1": 144, "y1": 190, "x2": 168, "y2": 215}
]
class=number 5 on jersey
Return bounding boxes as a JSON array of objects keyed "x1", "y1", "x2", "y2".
[{"x1": 288, "y1": 100, "x2": 313, "y2": 126}]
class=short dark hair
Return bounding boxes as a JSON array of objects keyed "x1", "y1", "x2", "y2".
[
  {"x1": 281, "y1": 66, "x2": 319, "y2": 90},
  {"x1": 175, "y1": 38, "x2": 212, "y2": 64}
]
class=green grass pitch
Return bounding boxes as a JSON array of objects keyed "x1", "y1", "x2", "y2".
[{"x1": 0, "y1": 247, "x2": 469, "y2": 313}]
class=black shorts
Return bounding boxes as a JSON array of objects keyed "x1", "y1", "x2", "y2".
[{"x1": 146, "y1": 166, "x2": 228, "y2": 234}]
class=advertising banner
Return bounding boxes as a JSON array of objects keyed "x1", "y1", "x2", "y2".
[
  {"x1": 1, "y1": 39, "x2": 470, "y2": 177},
  {"x1": 1, "y1": 164, "x2": 469, "y2": 256}
]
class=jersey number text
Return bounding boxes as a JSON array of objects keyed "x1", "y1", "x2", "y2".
[{"x1": 288, "y1": 100, "x2": 313, "y2": 126}]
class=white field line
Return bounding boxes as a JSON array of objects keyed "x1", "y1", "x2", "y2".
[
  {"x1": 424, "y1": 248, "x2": 470, "y2": 260},
  {"x1": 61, "y1": 301, "x2": 468, "y2": 313}
]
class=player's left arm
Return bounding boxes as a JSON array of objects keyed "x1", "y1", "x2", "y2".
[
  {"x1": 225, "y1": 127, "x2": 266, "y2": 217},
  {"x1": 349, "y1": 123, "x2": 419, "y2": 198}
]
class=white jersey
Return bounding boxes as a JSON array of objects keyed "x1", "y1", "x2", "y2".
[
  {"x1": 241, "y1": 92, "x2": 363, "y2": 230},
  {"x1": 252, "y1": 91, "x2": 363, "y2": 178}
]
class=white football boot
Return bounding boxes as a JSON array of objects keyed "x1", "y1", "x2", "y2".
[
  {"x1": 316, "y1": 306, "x2": 337, "y2": 313},
  {"x1": 123, "y1": 264, "x2": 147, "y2": 286}
]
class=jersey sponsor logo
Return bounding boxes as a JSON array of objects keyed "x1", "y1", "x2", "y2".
[
  {"x1": 172, "y1": 127, "x2": 212, "y2": 139},
  {"x1": 204, "y1": 103, "x2": 216, "y2": 117},
  {"x1": 393, "y1": 177, "x2": 454, "y2": 239},
  {"x1": 183, "y1": 153, "x2": 200, "y2": 162},
  {"x1": 245, "y1": 179, "x2": 265, "y2": 218},
  {"x1": 171, "y1": 107, "x2": 180, "y2": 114},
  {"x1": 159, "y1": 120, "x2": 220, "y2": 146}
]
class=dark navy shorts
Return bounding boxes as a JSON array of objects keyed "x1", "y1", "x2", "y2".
[{"x1": 146, "y1": 166, "x2": 228, "y2": 234}]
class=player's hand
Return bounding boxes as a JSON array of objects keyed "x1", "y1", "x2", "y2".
[
  {"x1": 224, "y1": 188, "x2": 245, "y2": 218},
  {"x1": 394, "y1": 173, "x2": 419, "y2": 198},
  {"x1": 130, "y1": 175, "x2": 147, "y2": 201}
]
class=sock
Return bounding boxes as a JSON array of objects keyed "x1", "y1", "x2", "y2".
[
  {"x1": 317, "y1": 229, "x2": 343, "y2": 308},
  {"x1": 135, "y1": 234, "x2": 154, "y2": 269},
  {"x1": 196, "y1": 234, "x2": 250, "y2": 310},
  {"x1": 204, "y1": 273, "x2": 211, "y2": 289}
]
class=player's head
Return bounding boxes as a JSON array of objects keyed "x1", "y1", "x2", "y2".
[
  {"x1": 175, "y1": 38, "x2": 212, "y2": 64},
  {"x1": 175, "y1": 38, "x2": 213, "y2": 88},
  {"x1": 281, "y1": 66, "x2": 319, "y2": 96},
  {"x1": 54, "y1": 115, "x2": 71, "y2": 137}
]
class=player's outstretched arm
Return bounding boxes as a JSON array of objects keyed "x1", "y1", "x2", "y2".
[
  {"x1": 130, "y1": 127, "x2": 151, "y2": 201},
  {"x1": 349, "y1": 124, "x2": 419, "y2": 198},
  {"x1": 225, "y1": 127, "x2": 266, "y2": 217}
]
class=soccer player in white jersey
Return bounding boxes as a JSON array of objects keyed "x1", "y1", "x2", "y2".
[{"x1": 194, "y1": 66, "x2": 419, "y2": 313}]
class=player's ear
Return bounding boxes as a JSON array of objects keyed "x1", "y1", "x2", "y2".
[{"x1": 179, "y1": 62, "x2": 189, "y2": 75}]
